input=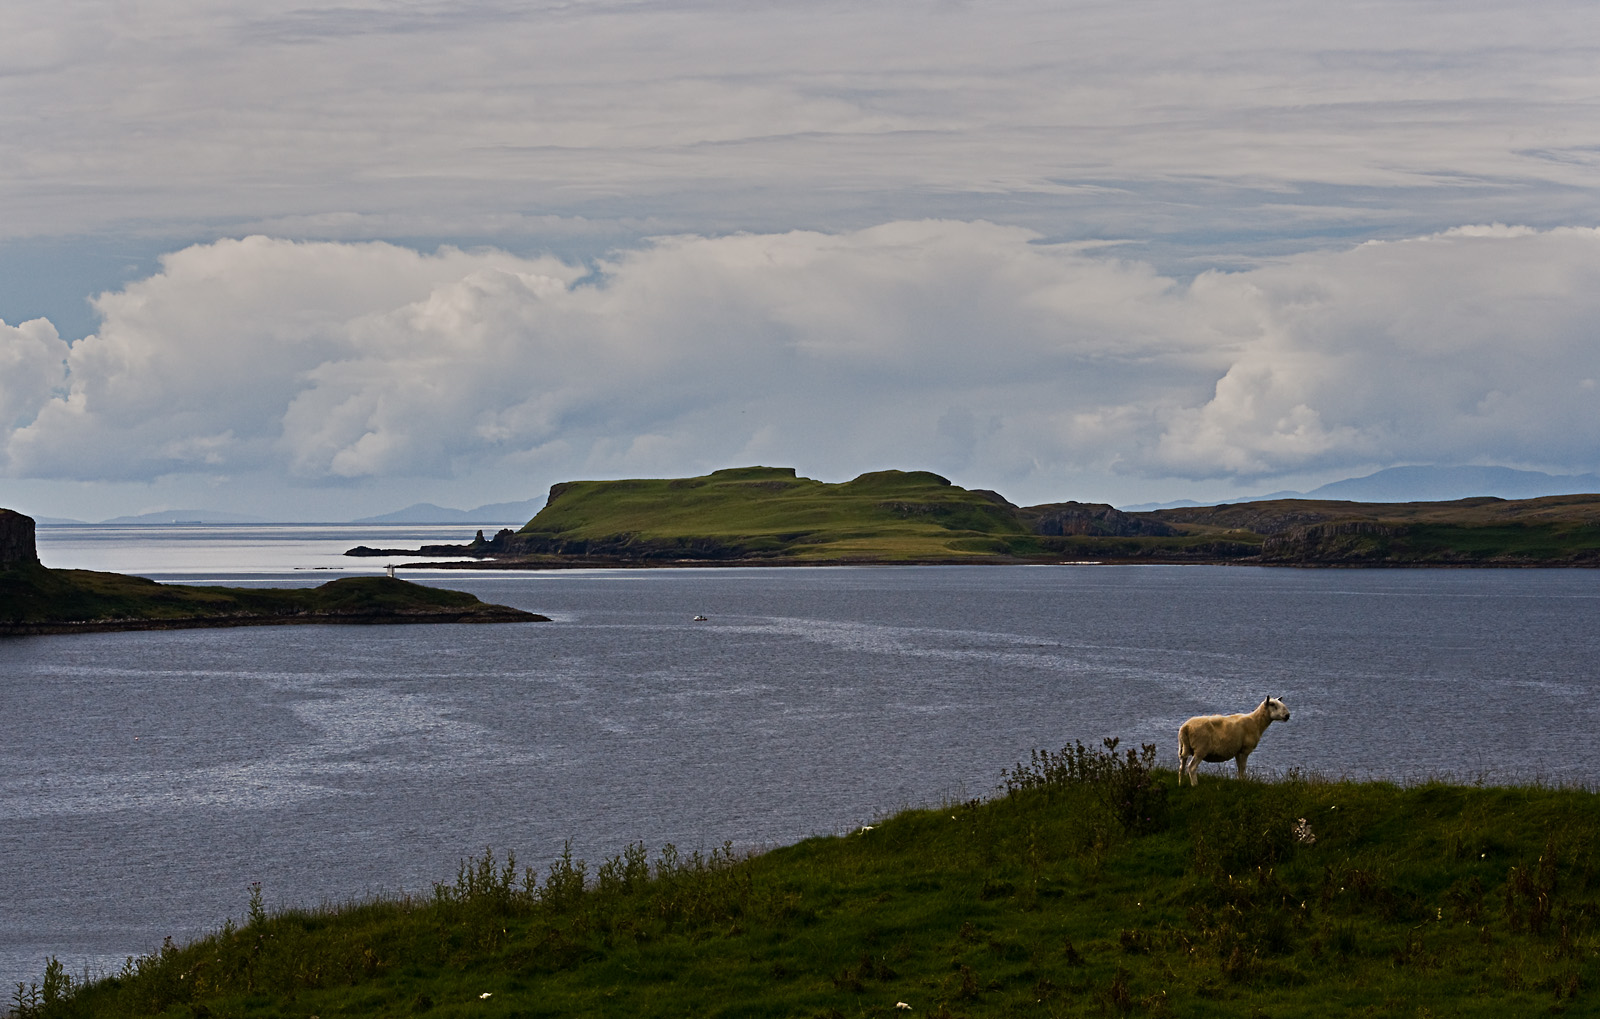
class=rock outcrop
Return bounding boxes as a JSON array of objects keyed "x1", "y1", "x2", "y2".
[
  {"x1": 0, "y1": 509, "x2": 38, "y2": 567},
  {"x1": 1259, "y1": 520, "x2": 1405, "y2": 562},
  {"x1": 1019, "y1": 501, "x2": 1179, "y2": 538}
]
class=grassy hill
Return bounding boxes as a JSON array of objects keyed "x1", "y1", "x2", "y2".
[
  {"x1": 25, "y1": 742, "x2": 1600, "y2": 1018},
  {"x1": 513, "y1": 466, "x2": 1030, "y2": 560},
  {"x1": 1149, "y1": 494, "x2": 1600, "y2": 565},
  {"x1": 349, "y1": 471, "x2": 1600, "y2": 566},
  {"x1": 472, "y1": 467, "x2": 1252, "y2": 564},
  {"x1": 0, "y1": 562, "x2": 544, "y2": 634}
]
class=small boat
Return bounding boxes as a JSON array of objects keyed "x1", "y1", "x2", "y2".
[{"x1": 692, "y1": 615, "x2": 708, "y2": 622}]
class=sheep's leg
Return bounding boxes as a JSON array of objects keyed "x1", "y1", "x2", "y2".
[
  {"x1": 1235, "y1": 752, "x2": 1249, "y2": 780},
  {"x1": 1185, "y1": 755, "x2": 1199, "y2": 787}
]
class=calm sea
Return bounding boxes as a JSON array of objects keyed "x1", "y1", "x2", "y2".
[{"x1": 4, "y1": 524, "x2": 1599, "y2": 989}]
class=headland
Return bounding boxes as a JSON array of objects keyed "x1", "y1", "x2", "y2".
[
  {"x1": 344, "y1": 466, "x2": 1600, "y2": 568},
  {"x1": 0, "y1": 508, "x2": 546, "y2": 634}
]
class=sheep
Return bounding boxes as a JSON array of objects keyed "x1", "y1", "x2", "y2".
[{"x1": 1177, "y1": 695, "x2": 1290, "y2": 786}]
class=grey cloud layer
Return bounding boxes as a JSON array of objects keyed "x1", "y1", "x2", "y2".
[
  {"x1": 4, "y1": 1, "x2": 1599, "y2": 251},
  {"x1": 5, "y1": 223, "x2": 1598, "y2": 495}
]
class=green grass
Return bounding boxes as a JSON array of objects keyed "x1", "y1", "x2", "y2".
[
  {"x1": 0, "y1": 565, "x2": 541, "y2": 631},
  {"x1": 514, "y1": 466, "x2": 1031, "y2": 562},
  {"x1": 1254, "y1": 522, "x2": 1600, "y2": 565},
  {"x1": 1157, "y1": 495, "x2": 1600, "y2": 565},
  {"x1": 485, "y1": 469, "x2": 1600, "y2": 565},
  {"x1": 1378, "y1": 523, "x2": 1600, "y2": 562},
  {"x1": 25, "y1": 742, "x2": 1600, "y2": 1019},
  {"x1": 508, "y1": 467, "x2": 1262, "y2": 563}
]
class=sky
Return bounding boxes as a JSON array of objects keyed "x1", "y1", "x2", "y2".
[{"x1": 3, "y1": 0, "x2": 1599, "y2": 521}]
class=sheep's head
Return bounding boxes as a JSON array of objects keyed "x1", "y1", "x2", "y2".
[{"x1": 1264, "y1": 695, "x2": 1291, "y2": 722}]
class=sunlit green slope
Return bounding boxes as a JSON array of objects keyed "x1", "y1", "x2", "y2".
[{"x1": 510, "y1": 466, "x2": 1045, "y2": 561}]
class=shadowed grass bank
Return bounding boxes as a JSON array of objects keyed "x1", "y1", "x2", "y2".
[
  {"x1": 20, "y1": 742, "x2": 1600, "y2": 1018},
  {"x1": 1, "y1": 506, "x2": 545, "y2": 633},
  {"x1": 0, "y1": 566, "x2": 546, "y2": 634}
]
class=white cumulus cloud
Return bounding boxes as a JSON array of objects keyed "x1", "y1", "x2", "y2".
[
  {"x1": 3, "y1": 222, "x2": 1599, "y2": 503},
  {"x1": 1143, "y1": 226, "x2": 1600, "y2": 478},
  {"x1": 0, "y1": 318, "x2": 68, "y2": 431}
]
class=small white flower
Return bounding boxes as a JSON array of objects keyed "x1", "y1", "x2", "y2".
[
  {"x1": 479, "y1": 993, "x2": 492, "y2": 999},
  {"x1": 896, "y1": 1003, "x2": 912, "y2": 1011}
]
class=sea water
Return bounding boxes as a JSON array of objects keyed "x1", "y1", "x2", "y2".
[{"x1": 4, "y1": 526, "x2": 1599, "y2": 989}]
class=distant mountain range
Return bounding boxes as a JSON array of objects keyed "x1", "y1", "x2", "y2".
[
  {"x1": 97, "y1": 509, "x2": 268, "y2": 524},
  {"x1": 1120, "y1": 466, "x2": 1600, "y2": 511},
  {"x1": 32, "y1": 499, "x2": 544, "y2": 525},
  {"x1": 348, "y1": 498, "x2": 546, "y2": 524}
]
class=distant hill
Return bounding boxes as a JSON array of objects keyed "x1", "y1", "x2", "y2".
[
  {"x1": 343, "y1": 466, "x2": 1600, "y2": 567},
  {"x1": 351, "y1": 498, "x2": 545, "y2": 524},
  {"x1": 1304, "y1": 465, "x2": 1600, "y2": 502},
  {"x1": 99, "y1": 509, "x2": 267, "y2": 524},
  {"x1": 1145, "y1": 493, "x2": 1600, "y2": 565},
  {"x1": 408, "y1": 466, "x2": 1247, "y2": 564},
  {"x1": 1123, "y1": 465, "x2": 1600, "y2": 510}
]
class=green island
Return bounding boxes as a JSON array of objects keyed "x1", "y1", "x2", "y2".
[
  {"x1": 19, "y1": 742, "x2": 1600, "y2": 1018},
  {"x1": 348, "y1": 466, "x2": 1600, "y2": 567},
  {"x1": 0, "y1": 509, "x2": 545, "y2": 634}
]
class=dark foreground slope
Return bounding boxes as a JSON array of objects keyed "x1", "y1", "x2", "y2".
[
  {"x1": 0, "y1": 507, "x2": 545, "y2": 634},
  {"x1": 29, "y1": 744, "x2": 1600, "y2": 1019}
]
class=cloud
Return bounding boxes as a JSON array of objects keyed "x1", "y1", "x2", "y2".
[
  {"x1": 1141, "y1": 226, "x2": 1600, "y2": 478},
  {"x1": 0, "y1": 318, "x2": 68, "y2": 431},
  {"x1": 4, "y1": 0, "x2": 1599, "y2": 256},
  {"x1": 4, "y1": 222, "x2": 1599, "y2": 501}
]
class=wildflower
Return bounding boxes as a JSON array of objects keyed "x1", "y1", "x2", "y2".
[
  {"x1": 480, "y1": 993, "x2": 492, "y2": 999},
  {"x1": 1293, "y1": 818, "x2": 1316, "y2": 845},
  {"x1": 896, "y1": 1003, "x2": 912, "y2": 1011}
]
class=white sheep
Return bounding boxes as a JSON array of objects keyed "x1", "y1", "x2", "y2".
[{"x1": 1177, "y1": 696, "x2": 1290, "y2": 786}]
